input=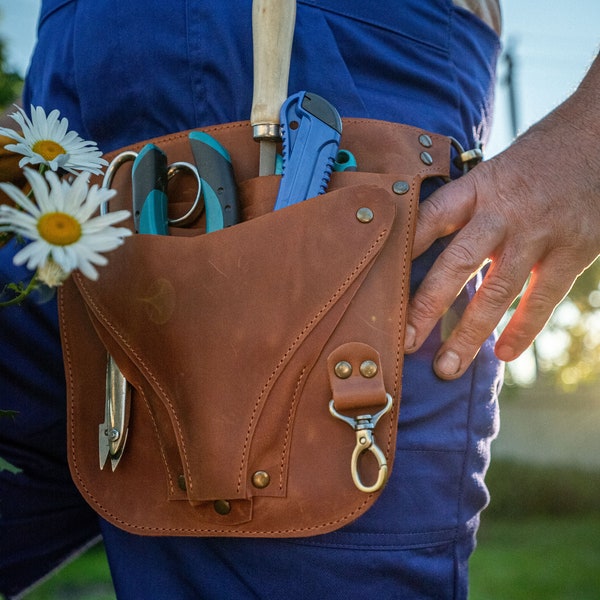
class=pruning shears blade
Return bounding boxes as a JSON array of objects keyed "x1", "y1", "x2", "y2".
[{"x1": 99, "y1": 354, "x2": 131, "y2": 471}]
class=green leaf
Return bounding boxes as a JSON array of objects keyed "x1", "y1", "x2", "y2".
[
  {"x1": 0, "y1": 456, "x2": 21, "y2": 474},
  {"x1": 0, "y1": 409, "x2": 18, "y2": 419}
]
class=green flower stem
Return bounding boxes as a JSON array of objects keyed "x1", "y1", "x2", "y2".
[{"x1": 0, "y1": 272, "x2": 39, "y2": 307}]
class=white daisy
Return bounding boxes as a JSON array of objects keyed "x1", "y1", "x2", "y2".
[
  {"x1": 0, "y1": 105, "x2": 107, "y2": 175},
  {"x1": 0, "y1": 168, "x2": 132, "y2": 283}
]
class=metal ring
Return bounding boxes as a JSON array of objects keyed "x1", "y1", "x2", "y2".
[
  {"x1": 166, "y1": 161, "x2": 203, "y2": 227},
  {"x1": 448, "y1": 136, "x2": 483, "y2": 174},
  {"x1": 100, "y1": 151, "x2": 138, "y2": 215}
]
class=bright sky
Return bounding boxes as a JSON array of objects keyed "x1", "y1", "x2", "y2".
[
  {"x1": 0, "y1": 0, "x2": 598, "y2": 155},
  {"x1": 487, "y1": 0, "x2": 599, "y2": 155},
  {"x1": 0, "y1": 0, "x2": 39, "y2": 76}
]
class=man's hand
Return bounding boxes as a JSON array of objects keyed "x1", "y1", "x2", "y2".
[{"x1": 405, "y1": 55, "x2": 600, "y2": 379}]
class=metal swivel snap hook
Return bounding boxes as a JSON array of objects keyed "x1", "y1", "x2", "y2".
[
  {"x1": 350, "y1": 427, "x2": 388, "y2": 493},
  {"x1": 329, "y1": 393, "x2": 393, "y2": 493}
]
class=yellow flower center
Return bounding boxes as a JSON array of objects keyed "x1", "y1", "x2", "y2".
[
  {"x1": 37, "y1": 212, "x2": 82, "y2": 246},
  {"x1": 32, "y1": 139, "x2": 66, "y2": 161}
]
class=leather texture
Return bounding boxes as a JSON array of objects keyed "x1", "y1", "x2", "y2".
[{"x1": 58, "y1": 119, "x2": 450, "y2": 537}]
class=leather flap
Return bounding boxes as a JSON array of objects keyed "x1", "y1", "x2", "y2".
[{"x1": 70, "y1": 183, "x2": 395, "y2": 502}]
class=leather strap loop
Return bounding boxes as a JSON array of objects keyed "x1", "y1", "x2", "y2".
[{"x1": 327, "y1": 342, "x2": 387, "y2": 413}]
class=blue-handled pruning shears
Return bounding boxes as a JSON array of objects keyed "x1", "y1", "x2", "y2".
[{"x1": 274, "y1": 91, "x2": 342, "y2": 210}]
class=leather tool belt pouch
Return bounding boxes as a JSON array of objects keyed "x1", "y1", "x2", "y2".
[{"x1": 58, "y1": 119, "x2": 450, "y2": 537}]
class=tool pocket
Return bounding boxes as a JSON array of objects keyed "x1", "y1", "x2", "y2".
[{"x1": 59, "y1": 119, "x2": 451, "y2": 537}]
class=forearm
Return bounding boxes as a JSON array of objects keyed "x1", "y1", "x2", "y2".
[
  {"x1": 566, "y1": 51, "x2": 600, "y2": 124},
  {"x1": 521, "y1": 51, "x2": 600, "y2": 181}
]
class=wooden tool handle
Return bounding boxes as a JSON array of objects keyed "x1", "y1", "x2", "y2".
[{"x1": 251, "y1": 0, "x2": 296, "y2": 141}]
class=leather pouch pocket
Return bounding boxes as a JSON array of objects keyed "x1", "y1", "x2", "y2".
[{"x1": 58, "y1": 118, "x2": 450, "y2": 537}]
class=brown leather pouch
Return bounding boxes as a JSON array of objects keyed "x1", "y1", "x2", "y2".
[{"x1": 58, "y1": 118, "x2": 450, "y2": 537}]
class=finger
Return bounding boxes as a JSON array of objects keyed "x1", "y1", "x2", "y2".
[
  {"x1": 412, "y1": 175, "x2": 476, "y2": 259},
  {"x1": 405, "y1": 214, "x2": 505, "y2": 354},
  {"x1": 494, "y1": 254, "x2": 583, "y2": 362},
  {"x1": 431, "y1": 254, "x2": 533, "y2": 379}
]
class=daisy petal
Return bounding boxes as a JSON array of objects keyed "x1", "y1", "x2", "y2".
[
  {"x1": 0, "y1": 178, "x2": 41, "y2": 217},
  {"x1": 2, "y1": 105, "x2": 106, "y2": 175}
]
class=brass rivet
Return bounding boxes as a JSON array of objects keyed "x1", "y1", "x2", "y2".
[
  {"x1": 356, "y1": 207, "x2": 374, "y2": 223},
  {"x1": 418, "y1": 134, "x2": 433, "y2": 148},
  {"x1": 334, "y1": 361, "x2": 353, "y2": 379},
  {"x1": 177, "y1": 475, "x2": 187, "y2": 491},
  {"x1": 214, "y1": 499, "x2": 232, "y2": 515},
  {"x1": 392, "y1": 181, "x2": 410, "y2": 195},
  {"x1": 252, "y1": 471, "x2": 271, "y2": 489},
  {"x1": 420, "y1": 151, "x2": 433, "y2": 166},
  {"x1": 359, "y1": 360, "x2": 378, "y2": 378}
]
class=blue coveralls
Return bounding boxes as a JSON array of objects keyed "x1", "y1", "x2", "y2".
[{"x1": 0, "y1": 1, "x2": 503, "y2": 598}]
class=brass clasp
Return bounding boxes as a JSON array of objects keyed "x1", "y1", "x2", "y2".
[{"x1": 329, "y1": 393, "x2": 393, "y2": 493}]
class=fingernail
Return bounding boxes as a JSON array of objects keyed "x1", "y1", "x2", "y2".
[
  {"x1": 404, "y1": 324, "x2": 416, "y2": 351},
  {"x1": 435, "y1": 350, "x2": 461, "y2": 377}
]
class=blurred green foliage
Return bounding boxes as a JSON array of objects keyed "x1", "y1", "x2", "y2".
[
  {"x1": 471, "y1": 515, "x2": 600, "y2": 600},
  {"x1": 541, "y1": 259, "x2": 600, "y2": 390},
  {"x1": 484, "y1": 458, "x2": 600, "y2": 519},
  {"x1": 0, "y1": 31, "x2": 23, "y2": 110},
  {"x1": 472, "y1": 459, "x2": 600, "y2": 598}
]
